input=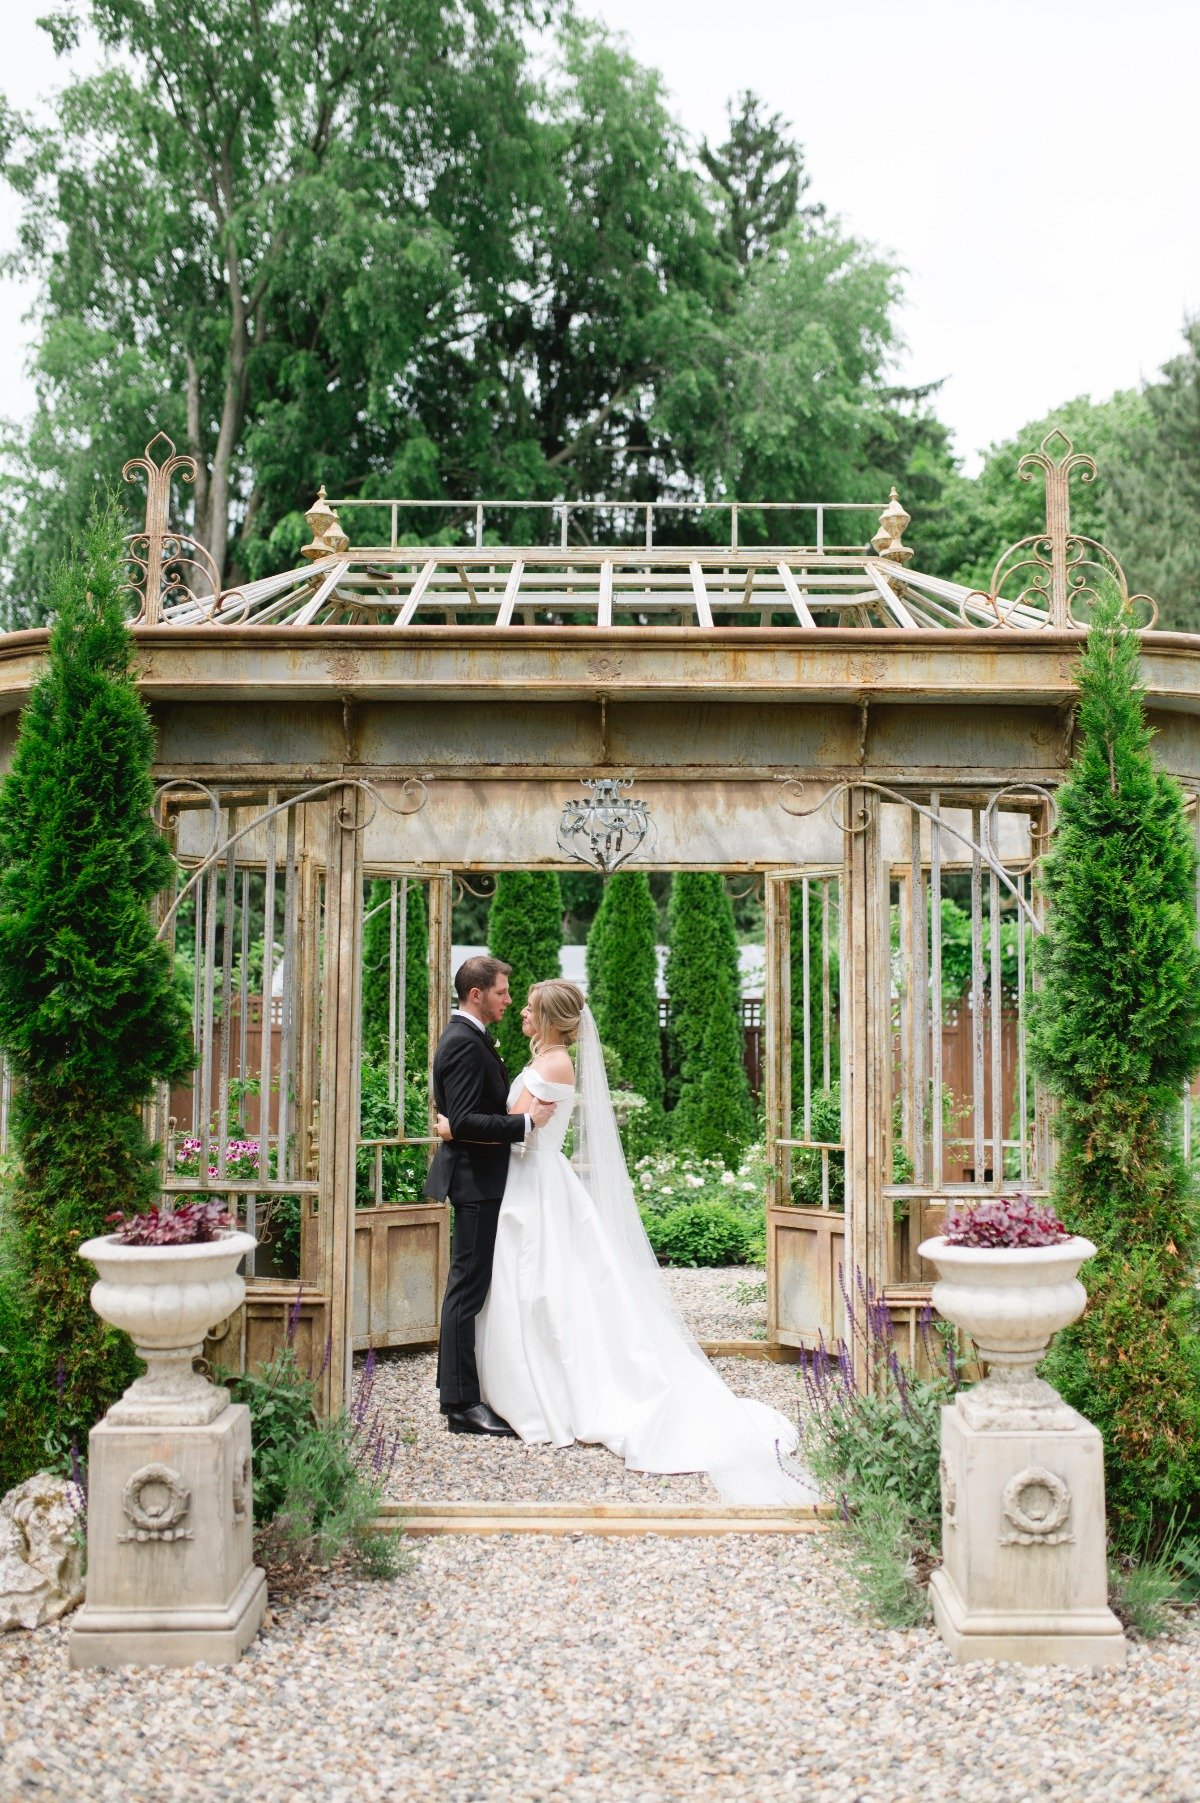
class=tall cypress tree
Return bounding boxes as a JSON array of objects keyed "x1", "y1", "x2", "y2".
[
  {"x1": 361, "y1": 877, "x2": 428, "y2": 1079},
  {"x1": 1029, "y1": 593, "x2": 1200, "y2": 1543},
  {"x1": 672, "y1": 964, "x2": 754, "y2": 1161},
  {"x1": 586, "y1": 871, "x2": 663, "y2": 1110},
  {"x1": 664, "y1": 872, "x2": 753, "y2": 1152},
  {"x1": 0, "y1": 504, "x2": 194, "y2": 1490},
  {"x1": 488, "y1": 871, "x2": 563, "y2": 1069}
]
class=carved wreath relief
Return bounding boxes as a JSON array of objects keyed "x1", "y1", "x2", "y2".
[
  {"x1": 119, "y1": 1464, "x2": 193, "y2": 1544},
  {"x1": 1000, "y1": 1465, "x2": 1074, "y2": 1547}
]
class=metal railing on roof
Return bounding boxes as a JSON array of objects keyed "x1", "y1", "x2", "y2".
[{"x1": 317, "y1": 496, "x2": 889, "y2": 555}]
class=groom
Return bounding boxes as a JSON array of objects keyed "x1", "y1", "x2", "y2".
[{"x1": 425, "y1": 955, "x2": 554, "y2": 1435}]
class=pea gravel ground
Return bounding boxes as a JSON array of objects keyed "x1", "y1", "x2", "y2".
[
  {"x1": 3, "y1": 1535, "x2": 1198, "y2": 1802},
  {"x1": 7, "y1": 1268, "x2": 1194, "y2": 1800},
  {"x1": 375, "y1": 1266, "x2": 796, "y2": 1505}
]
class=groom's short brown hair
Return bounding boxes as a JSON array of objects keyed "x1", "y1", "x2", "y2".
[{"x1": 455, "y1": 955, "x2": 511, "y2": 1001}]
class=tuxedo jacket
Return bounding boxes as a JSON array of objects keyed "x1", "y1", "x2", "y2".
[{"x1": 423, "y1": 1014, "x2": 526, "y2": 1205}]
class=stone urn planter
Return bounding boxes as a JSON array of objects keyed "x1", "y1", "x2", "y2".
[
  {"x1": 79, "y1": 1230, "x2": 257, "y2": 1427},
  {"x1": 917, "y1": 1232, "x2": 1095, "y2": 1425}
]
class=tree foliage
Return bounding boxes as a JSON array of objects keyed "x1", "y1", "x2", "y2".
[
  {"x1": 664, "y1": 872, "x2": 753, "y2": 1156},
  {"x1": 1106, "y1": 320, "x2": 1200, "y2": 632},
  {"x1": 0, "y1": 502, "x2": 194, "y2": 1490},
  {"x1": 1, "y1": 6, "x2": 950, "y2": 623},
  {"x1": 487, "y1": 871, "x2": 563, "y2": 1069},
  {"x1": 1028, "y1": 593, "x2": 1200, "y2": 1544},
  {"x1": 361, "y1": 877, "x2": 428, "y2": 1081},
  {"x1": 585, "y1": 871, "x2": 663, "y2": 1111}
]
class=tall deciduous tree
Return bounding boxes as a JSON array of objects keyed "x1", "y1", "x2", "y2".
[
  {"x1": 487, "y1": 871, "x2": 563, "y2": 1069},
  {"x1": 0, "y1": 502, "x2": 194, "y2": 1491},
  {"x1": 585, "y1": 871, "x2": 663, "y2": 1111},
  {"x1": 1028, "y1": 593, "x2": 1200, "y2": 1543}
]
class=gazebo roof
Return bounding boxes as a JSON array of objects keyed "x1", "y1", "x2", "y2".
[{"x1": 112, "y1": 429, "x2": 1159, "y2": 639}]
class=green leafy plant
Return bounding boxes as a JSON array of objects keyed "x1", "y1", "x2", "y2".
[
  {"x1": 361, "y1": 877, "x2": 428, "y2": 1079},
  {"x1": 0, "y1": 503, "x2": 194, "y2": 1492},
  {"x1": 1028, "y1": 593, "x2": 1200, "y2": 1547},
  {"x1": 800, "y1": 1283, "x2": 957, "y2": 1627},
  {"x1": 356, "y1": 1059, "x2": 430, "y2": 1207},
  {"x1": 664, "y1": 875, "x2": 753, "y2": 1159},
  {"x1": 644, "y1": 1200, "x2": 752, "y2": 1267},
  {"x1": 226, "y1": 1331, "x2": 406, "y2": 1582}
]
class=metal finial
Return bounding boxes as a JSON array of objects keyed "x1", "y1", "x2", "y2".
[
  {"x1": 871, "y1": 487, "x2": 913, "y2": 565},
  {"x1": 303, "y1": 485, "x2": 349, "y2": 560}
]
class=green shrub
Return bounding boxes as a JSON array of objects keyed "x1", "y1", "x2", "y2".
[
  {"x1": 1028, "y1": 593, "x2": 1200, "y2": 1546},
  {"x1": 645, "y1": 1200, "x2": 752, "y2": 1267},
  {"x1": 0, "y1": 505, "x2": 194, "y2": 1492},
  {"x1": 227, "y1": 1339, "x2": 406, "y2": 1580},
  {"x1": 356, "y1": 1059, "x2": 429, "y2": 1206},
  {"x1": 488, "y1": 871, "x2": 563, "y2": 1069},
  {"x1": 800, "y1": 1293, "x2": 957, "y2": 1627},
  {"x1": 661, "y1": 870, "x2": 756, "y2": 1160},
  {"x1": 586, "y1": 871, "x2": 664, "y2": 1113}
]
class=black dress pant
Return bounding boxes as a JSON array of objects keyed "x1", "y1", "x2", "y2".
[{"x1": 437, "y1": 1199, "x2": 501, "y2": 1410}]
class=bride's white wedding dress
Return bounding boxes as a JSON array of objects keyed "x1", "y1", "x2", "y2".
[{"x1": 475, "y1": 1012, "x2": 815, "y2": 1506}]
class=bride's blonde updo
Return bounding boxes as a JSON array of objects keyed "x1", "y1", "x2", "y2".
[{"x1": 528, "y1": 979, "x2": 585, "y2": 1048}]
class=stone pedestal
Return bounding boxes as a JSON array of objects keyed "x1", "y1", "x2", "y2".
[
  {"x1": 69, "y1": 1402, "x2": 266, "y2": 1669},
  {"x1": 930, "y1": 1392, "x2": 1125, "y2": 1668}
]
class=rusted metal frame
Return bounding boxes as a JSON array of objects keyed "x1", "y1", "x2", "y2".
[
  {"x1": 386, "y1": 880, "x2": 399, "y2": 1113},
  {"x1": 801, "y1": 878, "x2": 812, "y2": 1155},
  {"x1": 764, "y1": 874, "x2": 790, "y2": 1220},
  {"x1": 908, "y1": 808, "x2": 929, "y2": 1186},
  {"x1": 845, "y1": 788, "x2": 890, "y2": 1382},
  {"x1": 865, "y1": 565, "x2": 919, "y2": 630},
  {"x1": 1016, "y1": 866, "x2": 1029, "y2": 1184},
  {"x1": 277, "y1": 806, "x2": 299, "y2": 1187},
  {"x1": 453, "y1": 565, "x2": 481, "y2": 610},
  {"x1": 237, "y1": 867, "x2": 251, "y2": 1133},
  {"x1": 929, "y1": 793, "x2": 944, "y2": 1189},
  {"x1": 198, "y1": 851, "x2": 220, "y2": 1181},
  {"x1": 494, "y1": 561, "x2": 525, "y2": 628},
  {"x1": 1031, "y1": 797, "x2": 1055, "y2": 1185},
  {"x1": 688, "y1": 563, "x2": 714, "y2": 629},
  {"x1": 259, "y1": 789, "x2": 279, "y2": 1193},
  {"x1": 896, "y1": 861, "x2": 913, "y2": 1168},
  {"x1": 391, "y1": 559, "x2": 439, "y2": 626},
  {"x1": 426, "y1": 873, "x2": 453, "y2": 1145},
  {"x1": 821, "y1": 877, "x2": 833, "y2": 1206},
  {"x1": 988, "y1": 841, "x2": 1004, "y2": 1190},
  {"x1": 776, "y1": 563, "x2": 816, "y2": 628},
  {"x1": 970, "y1": 809, "x2": 986, "y2": 1183},
  {"x1": 319, "y1": 783, "x2": 366, "y2": 1410},
  {"x1": 217, "y1": 820, "x2": 237, "y2": 1187},
  {"x1": 293, "y1": 557, "x2": 353, "y2": 627}
]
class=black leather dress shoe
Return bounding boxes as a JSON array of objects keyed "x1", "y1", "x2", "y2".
[{"x1": 446, "y1": 1402, "x2": 517, "y2": 1437}]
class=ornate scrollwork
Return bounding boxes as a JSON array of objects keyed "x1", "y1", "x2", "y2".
[
  {"x1": 975, "y1": 430, "x2": 1157, "y2": 630},
  {"x1": 121, "y1": 432, "x2": 244, "y2": 625}
]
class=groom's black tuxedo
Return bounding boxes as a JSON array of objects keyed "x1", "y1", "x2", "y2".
[
  {"x1": 424, "y1": 1013, "x2": 525, "y2": 1205},
  {"x1": 426, "y1": 1013, "x2": 526, "y2": 1411}
]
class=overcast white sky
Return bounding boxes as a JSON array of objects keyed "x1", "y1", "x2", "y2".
[{"x1": 2, "y1": 0, "x2": 1197, "y2": 474}]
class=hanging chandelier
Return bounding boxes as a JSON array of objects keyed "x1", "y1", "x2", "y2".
[{"x1": 557, "y1": 777, "x2": 654, "y2": 873}]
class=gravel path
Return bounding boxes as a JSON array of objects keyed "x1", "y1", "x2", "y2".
[
  {"x1": 3, "y1": 1535, "x2": 1196, "y2": 1802},
  {"x1": 373, "y1": 1266, "x2": 790, "y2": 1505}
]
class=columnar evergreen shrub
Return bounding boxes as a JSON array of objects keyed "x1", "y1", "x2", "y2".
[
  {"x1": 671, "y1": 964, "x2": 755, "y2": 1161},
  {"x1": 585, "y1": 871, "x2": 664, "y2": 1113},
  {"x1": 487, "y1": 871, "x2": 563, "y2": 1068},
  {"x1": 361, "y1": 876, "x2": 428, "y2": 1078},
  {"x1": 1029, "y1": 594, "x2": 1200, "y2": 1544},
  {"x1": 0, "y1": 506, "x2": 194, "y2": 1491},
  {"x1": 664, "y1": 873, "x2": 753, "y2": 1153}
]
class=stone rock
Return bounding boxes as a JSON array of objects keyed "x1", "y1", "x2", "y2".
[{"x1": 0, "y1": 1472, "x2": 86, "y2": 1632}]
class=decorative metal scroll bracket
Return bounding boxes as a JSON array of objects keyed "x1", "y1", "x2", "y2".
[
  {"x1": 972, "y1": 430, "x2": 1157, "y2": 630},
  {"x1": 122, "y1": 432, "x2": 242, "y2": 625},
  {"x1": 775, "y1": 777, "x2": 1055, "y2": 931},
  {"x1": 153, "y1": 775, "x2": 430, "y2": 940}
]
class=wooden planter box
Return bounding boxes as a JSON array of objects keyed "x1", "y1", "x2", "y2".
[
  {"x1": 767, "y1": 1203, "x2": 846, "y2": 1349},
  {"x1": 352, "y1": 1200, "x2": 450, "y2": 1352}
]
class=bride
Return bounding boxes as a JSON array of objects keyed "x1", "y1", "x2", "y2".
[{"x1": 435, "y1": 977, "x2": 814, "y2": 1506}]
